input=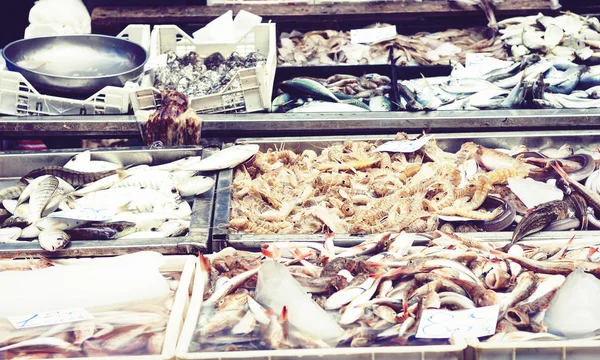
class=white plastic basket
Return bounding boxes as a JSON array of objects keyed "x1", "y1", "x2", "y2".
[
  {"x1": 132, "y1": 23, "x2": 276, "y2": 114},
  {"x1": 0, "y1": 70, "x2": 131, "y2": 116},
  {"x1": 0, "y1": 255, "x2": 196, "y2": 360},
  {"x1": 174, "y1": 253, "x2": 467, "y2": 360},
  {"x1": 0, "y1": 24, "x2": 150, "y2": 117}
]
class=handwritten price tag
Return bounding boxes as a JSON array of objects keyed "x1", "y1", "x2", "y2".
[
  {"x1": 351, "y1": 26, "x2": 397, "y2": 45},
  {"x1": 9, "y1": 308, "x2": 94, "y2": 330},
  {"x1": 416, "y1": 305, "x2": 499, "y2": 339},
  {"x1": 374, "y1": 135, "x2": 433, "y2": 153}
]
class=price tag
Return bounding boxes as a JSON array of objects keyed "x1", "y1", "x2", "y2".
[
  {"x1": 48, "y1": 208, "x2": 114, "y2": 222},
  {"x1": 416, "y1": 305, "x2": 499, "y2": 339},
  {"x1": 374, "y1": 135, "x2": 433, "y2": 153},
  {"x1": 144, "y1": 54, "x2": 168, "y2": 72},
  {"x1": 9, "y1": 308, "x2": 94, "y2": 330},
  {"x1": 350, "y1": 26, "x2": 397, "y2": 45}
]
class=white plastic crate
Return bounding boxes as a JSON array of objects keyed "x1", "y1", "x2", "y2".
[
  {"x1": 0, "y1": 70, "x2": 131, "y2": 116},
  {"x1": 174, "y1": 253, "x2": 467, "y2": 360},
  {"x1": 132, "y1": 23, "x2": 276, "y2": 114},
  {"x1": 0, "y1": 254, "x2": 196, "y2": 360},
  {"x1": 0, "y1": 24, "x2": 150, "y2": 117}
]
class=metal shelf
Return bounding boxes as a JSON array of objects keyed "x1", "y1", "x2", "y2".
[{"x1": 1, "y1": 109, "x2": 600, "y2": 140}]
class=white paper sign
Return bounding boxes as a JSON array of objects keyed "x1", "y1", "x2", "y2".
[
  {"x1": 9, "y1": 308, "x2": 94, "y2": 330},
  {"x1": 416, "y1": 305, "x2": 499, "y2": 339},
  {"x1": 144, "y1": 54, "x2": 168, "y2": 72},
  {"x1": 375, "y1": 135, "x2": 433, "y2": 153},
  {"x1": 351, "y1": 26, "x2": 397, "y2": 45},
  {"x1": 48, "y1": 208, "x2": 114, "y2": 222}
]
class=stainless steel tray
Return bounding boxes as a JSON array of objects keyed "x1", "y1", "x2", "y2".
[
  {"x1": 212, "y1": 129, "x2": 600, "y2": 251},
  {"x1": 0, "y1": 146, "x2": 216, "y2": 257}
]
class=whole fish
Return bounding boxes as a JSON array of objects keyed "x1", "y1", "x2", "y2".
[
  {"x1": 369, "y1": 96, "x2": 392, "y2": 112},
  {"x1": 280, "y1": 78, "x2": 340, "y2": 103},
  {"x1": 38, "y1": 229, "x2": 70, "y2": 252},
  {"x1": 510, "y1": 200, "x2": 571, "y2": 245},
  {"x1": 190, "y1": 144, "x2": 260, "y2": 172},
  {"x1": 66, "y1": 227, "x2": 118, "y2": 240},
  {"x1": 0, "y1": 184, "x2": 26, "y2": 203},
  {"x1": 22, "y1": 166, "x2": 122, "y2": 188},
  {"x1": 175, "y1": 176, "x2": 215, "y2": 197},
  {"x1": 89, "y1": 221, "x2": 136, "y2": 238},
  {"x1": 288, "y1": 101, "x2": 370, "y2": 113}
]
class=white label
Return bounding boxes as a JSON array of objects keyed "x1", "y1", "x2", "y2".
[
  {"x1": 48, "y1": 208, "x2": 114, "y2": 222},
  {"x1": 9, "y1": 308, "x2": 94, "y2": 330},
  {"x1": 375, "y1": 135, "x2": 433, "y2": 153},
  {"x1": 144, "y1": 54, "x2": 168, "y2": 72},
  {"x1": 351, "y1": 26, "x2": 397, "y2": 45},
  {"x1": 416, "y1": 305, "x2": 499, "y2": 339}
]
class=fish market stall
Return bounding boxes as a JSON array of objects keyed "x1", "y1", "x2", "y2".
[
  {"x1": 0, "y1": 252, "x2": 196, "y2": 359},
  {"x1": 0, "y1": 146, "x2": 217, "y2": 257},
  {"x1": 212, "y1": 130, "x2": 600, "y2": 251},
  {"x1": 176, "y1": 232, "x2": 600, "y2": 359}
]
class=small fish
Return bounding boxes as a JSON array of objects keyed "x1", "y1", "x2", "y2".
[
  {"x1": 0, "y1": 184, "x2": 26, "y2": 203},
  {"x1": 88, "y1": 221, "x2": 136, "y2": 238},
  {"x1": 38, "y1": 229, "x2": 70, "y2": 251},
  {"x1": 64, "y1": 151, "x2": 121, "y2": 173},
  {"x1": 22, "y1": 166, "x2": 121, "y2": 188},
  {"x1": 510, "y1": 200, "x2": 571, "y2": 246},
  {"x1": 231, "y1": 311, "x2": 257, "y2": 336},
  {"x1": 175, "y1": 176, "x2": 215, "y2": 197},
  {"x1": 280, "y1": 78, "x2": 340, "y2": 103},
  {"x1": 66, "y1": 227, "x2": 118, "y2": 240},
  {"x1": 271, "y1": 93, "x2": 295, "y2": 112},
  {"x1": 191, "y1": 144, "x2": 259, "y2": 172},
  {"x1": 156, "y1": 219, "x2": 189, "y2": 237},
  {"x1": 28, "y1": 176, "x2": 59, "y2": 221}
]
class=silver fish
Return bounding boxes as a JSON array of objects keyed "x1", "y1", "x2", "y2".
[
  {"x1": 28, "y1": 176, "x2": 59, "y2": 221},
  {"x1": 38, "y1": 229, "x2": 70, "y2": 252}
]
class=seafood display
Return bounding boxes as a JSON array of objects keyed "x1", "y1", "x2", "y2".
[
  {"x1": 228, "y1": 134, "x2": 600, "y2": 241},
  {"x1": 398, "y1": 53, "x2": 600, "y2": 110},
  {"x1": 278, "y1": 26, "x2": 508, "y2": 67},
  {"x1": 0, "y1": 150, "x2": 217, "y2": 250},
  {"x1": 190, "y1": 231, "x2": 598, "y2": 353},
  {"x1": 272, "y1": 76, "x2": 393, "y2": 113},
  {"x1": 154, "y1": 51, "x2": 267, "y2": 98},
  {"x1": 499, "y1": 12, "x2": 600, "y2": 62},
  {"x1": 0, "y1": 253, "x2": 189, "y2": 358}
]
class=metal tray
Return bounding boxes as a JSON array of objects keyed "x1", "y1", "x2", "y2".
[
  {"x1": 212, "y1": 129, "x2": 600, "y2": 251},
  {"x1": 0, "y1": 146, "x2": 217, "y2": 257}
]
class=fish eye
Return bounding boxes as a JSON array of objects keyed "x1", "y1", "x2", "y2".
[
  {"x1": 171, "y1": 188, "x2": 177, "y2": 193},
  {"x1": 151, "y1": 227, "x2": 157, "y2": 231}
]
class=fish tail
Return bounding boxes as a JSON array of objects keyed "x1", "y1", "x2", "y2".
[{"x1": 198, "y1": 253, "x2": 211, "y2": 273}]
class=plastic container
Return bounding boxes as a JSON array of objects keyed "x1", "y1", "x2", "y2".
[
  {"x1": 0, "y1": 24, "x2": 150, "y2": 116},
  {"x1": 467, "y1": 338, "x2": 600, "y2": 360},
  {"x1": 0, "y1": 254, "x2": 197, "y2": 360},
  {"x1": 174, "y1": 253, "x2": 467, "y2": 360},
  {"x1": 131, "y1": 24, "x2": 276, "y2": 114}
]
